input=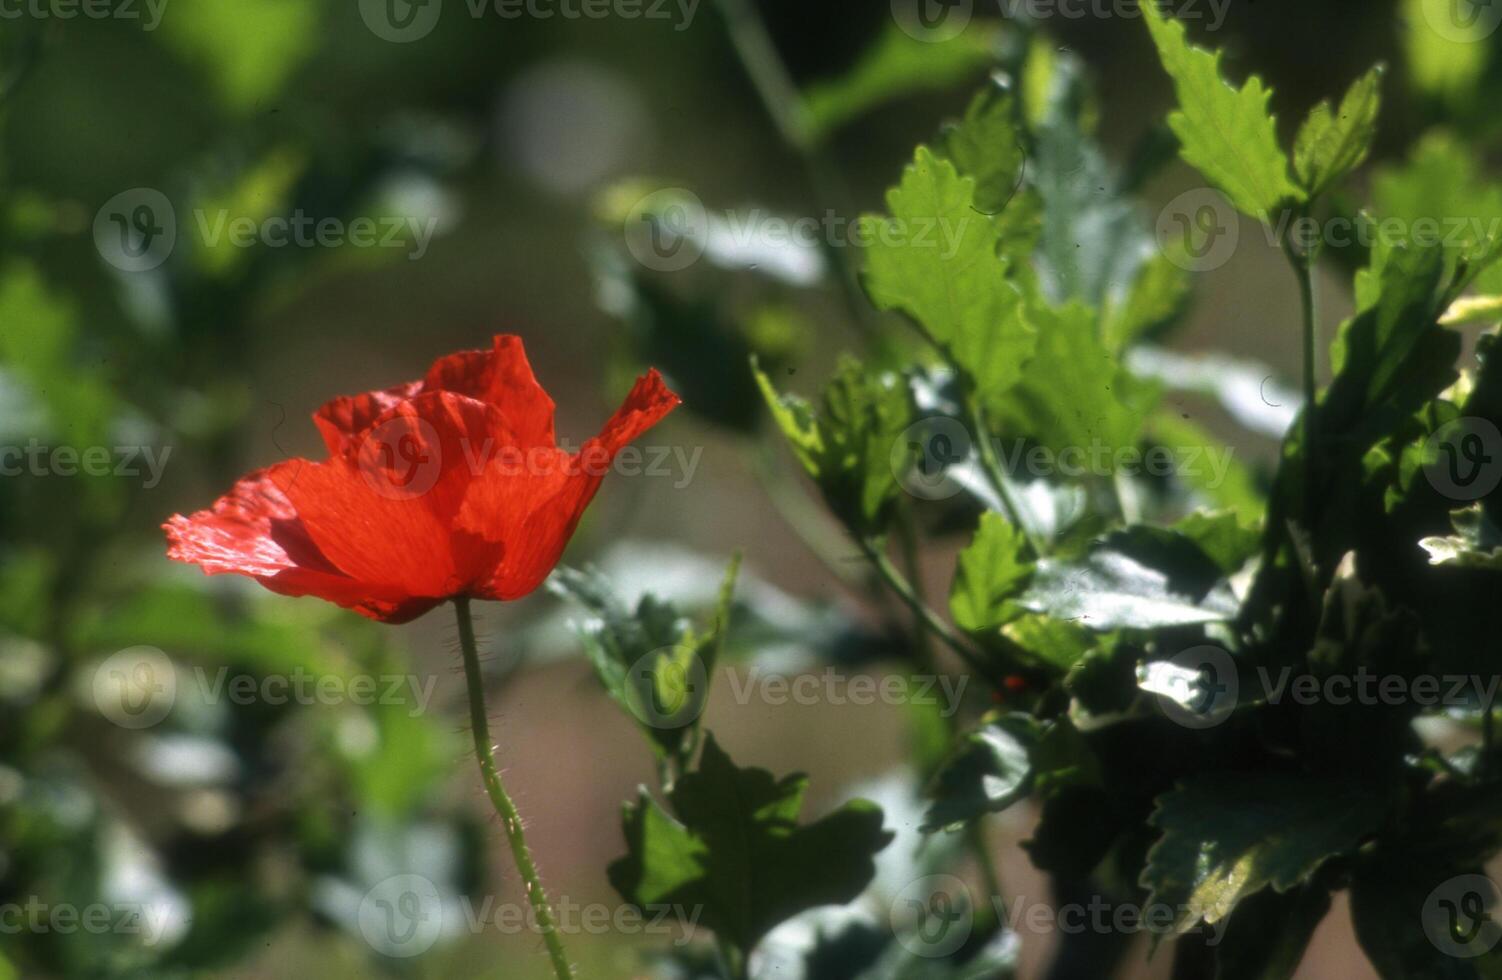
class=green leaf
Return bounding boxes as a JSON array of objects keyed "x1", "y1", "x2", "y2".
[
  {"x1": 861, "y1": 147, "x2": 1037, "y2": 397},
  {"x1": 1141, "y1": 773, "x2": 1383, "y2": 936},
  {"x1": 802, "y1": 22, "x2": 999, "y2": 145},
  {"x1": 1401, "y1": 0, "x2": 1492, "y2": 103},
  {"x1": 936, "y1": 85, "x2": 1025, "y2": 215},
  {"x1": 1327, "y1": 242, "x2": 1452, "y2": 422},
  {"x1": 1029, "y1": 52, "x2": 1157, "y2": 311},
  {"x1": 986, "y1": 300, "x2": 1149, "y2": 464},
  {"x1": 1002, "y1": 614, "x2": 1096, "y2": 672},
  {"x1": 158, "y1": 0, "x2": 319, "y2": 112},
  {"x1": 754, "y1": 357, "x2": 912, "y2": 537},
  {"x1": 950, "y1": 512, "x2": 1035, "y2": 633},
  {"x1": 1172, "y1": 510, "x2": 1261, "y2": 576},
  {"x1": 1102, "y1": 252, "x2": 1190, "y2": 351},
  {"x1": 1421, "y1": 505, "x2": 1502, "y2": 569},
  {"x1": 922, "y1": 713, "x2": 1099, "y2": 833},
  {"x1": 1147, "y1": 412, "x2": 1265, "y2": 523},
  {"x1": 609, "y1": 735, "x2": 893, "y2": 956},
  {"x1": 1371, "y1": 132, "x2": 1502, "y2": 294},
  {"x1": 1141, "y1": 3, "x2": 1303, "y2": 219},
  {"x1": 923, "y1": 714, "x2": 1039, "y2": 832},
  {"x1": 1293, "y1": 66, "x2": 1383, "y2": 199},
  {"x1": 551, "y1": 557, "x2": 740, "y2": 768},
  {"x1": 1020, "y1": 528, "x2": 1240, "y2": 630}
]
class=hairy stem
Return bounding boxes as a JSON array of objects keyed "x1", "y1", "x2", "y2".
[{"x1": 454, "y1": 598, "x2": 574, "y2": 980}]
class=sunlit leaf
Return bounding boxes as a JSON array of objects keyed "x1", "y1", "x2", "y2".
[
  {"x1": 1141, "y1": 3, "x2": 1303, "y2": 219},
  {"x1": 949, "y1": 512, "x2": 1034, "y2": 633},
  {"x1": 1141, "y1": 773, "x2": 1383, "y2": 936},
  {"x1": 1293, "y1": 66, "x2": 1383, "y2": 199},
  {"x1": 862, "y1": 148, "x2": 1037, "y2": 398}
]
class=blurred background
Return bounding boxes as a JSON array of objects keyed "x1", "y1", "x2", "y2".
[{"x1": 1, "y1": 0, "x2": 1498, "y2": 976}]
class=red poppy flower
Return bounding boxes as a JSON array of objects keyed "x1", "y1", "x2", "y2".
[{"x1": 165, "y1": 335, "x2": 680, "y2": 623}]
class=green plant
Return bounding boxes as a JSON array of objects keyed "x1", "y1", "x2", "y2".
[{"x1": 585, "y1": 4, "x2": 1502, "y2": 977}]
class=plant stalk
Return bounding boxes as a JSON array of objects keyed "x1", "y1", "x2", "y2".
[
  {"x1": 858, "y1": 537, "x2": 1004, "y2": 689},
  {"x1": 454, "y1": 598, "x2": 574, "y2": 980},
  {"x1": 1283, "y1": 230, "x2": 1320, "y2": 530},
  {"x1": 970, "y1": 396, "x2": 1047, "y2": 556}
]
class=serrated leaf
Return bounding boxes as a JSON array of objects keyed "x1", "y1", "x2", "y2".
[
  {"x1": 609, "y1": 735, "x2": 893, "y2": 956},
  {"x1": 1294, "y1": 66, "x2": 1383, "y2": 199},
  {"x1": 861, "y1": 148, "x2": 1037, "y2": 397},
  {"x1": 551, "y1": 558, "x2": 740, "y2": 767},
  {"x1": 937, "y1": 85, "x2": 1025, "y2": 215},
  {"x1": 754, "y1": 357, "x2": 911, "y2": 537},
  {"x1": 986, "y1": 300, "x2": 1149, "y2": 464},
  {"x1": 1141, "y1": 3, "x2": 1303, "y2": 219},
  {"x1": 1141, "y1": 773, "x2": 1383, "y2": 936},
  {"x1": 950, "y1": 512, "x2": 1035, "y2": 633}
]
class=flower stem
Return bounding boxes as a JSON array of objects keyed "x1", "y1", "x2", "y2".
[{"x1": 454, "y1": 597, "x2": 574, "y2": 980}]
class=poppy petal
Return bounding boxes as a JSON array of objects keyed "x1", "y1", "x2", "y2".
[
  {"x1": 163, "y1": 462, "x2": 433, "y2": 623},
  {"x1": 423, "y1": 335, "x2": 556, "y2": 449},
  {"x1": 312, "y1": 381, "x2": 422, "y2": 457},
  {"x1": 458, "y1": 369, "x2": 680, "y2": 600},
  {"x1": 277, "y1": 391, "x2": 507, "y2": 600}
]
